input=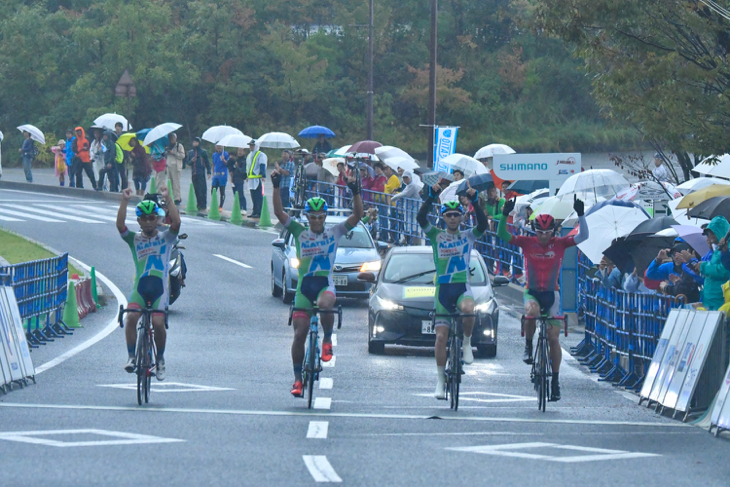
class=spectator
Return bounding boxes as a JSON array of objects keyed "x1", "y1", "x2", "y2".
[
  {"x1": 392, "y1": 170, "x2": 423, "y2": 244},
  {"x1": 335, "y1": 161, "x2": 350, "y2": 206},
  {"x1": 245, "y1": 139, "x2": 267, "y2": 218},
  {"x1": 19, "y1": 130, "x2": 35, "y2": 182},
  {"x1": 211, "y1": 144, "x2": 230, "y2": 211},
  {"x1": 501, "y1": 180, "x2": 518, "y2": 200},
  {"x1": 65, "y1": 129, "x2": 75, "y2": 187},
  {"x1": 483, "y1": 186, "x2": 505, "y2": 224},
  {"x1": 165, "y1": 133, "x2": 185, "y2": 205},
  {"x1": 72, "y1": 126, "x2": 96, "y2": 189},
  {"x1": 692, "y1": 216, "x2": 730, "y2": 310},
  {"x1": 110, "y1": 133, "x2": 125, "y2": 192},
  {"x1": 383, "y1": 164, "x2": 401, "y2": 243},
  {"x1": 314, "y1": 155, "x2": 334, "y2": 206},
  {"x1": 452, "y1": 169, "x2": 464, "y2": 181},
  {"x1": 52, "y1": 139, "x2": 67, "y2": 186},
  {"x1": 113, "y1": 122, "x2": 128, "y2": 190},
  {"x1": 275, "y1": 150, "x2": 295, "y2": 209},
  {"x1": 97, "y1": 131, "x2": 117, "y2": 192},
  {"x1": 188, "y1": 137, "x2": 211, "y2": 212},
  {"x1": 149, "y1": 137, "x2": 167, "y2": 192},
  {"x1": 371, "y1": 163, "x2": 387, "y2": 196},
  {"x1": 90, "y1": 128, "x2": 106, "y2": 188},
  {"x1": 129, "y1": 137, "x2": 151, "y2": 196},
  {"x1": 227, "y1": 147, "x2": 248, "y2": 212},
  {"x1": 598, "y1": 257, "x2": 623, "y2": 289},
  {"x1": 646, "y1": 242, "x2": 701, "y2": 303},
  {"x1": 652, "y1": 153, "x2": 669, "y2": 182},
  {"x1": 624, "y1": 267, "x2": 652, "y2": 293},
  {"x1": 360, "y1": 165, "x2": 374, "y2": 203},
  {"x1": 312, "y1": 134, "x2": 332, "y2": 156}
]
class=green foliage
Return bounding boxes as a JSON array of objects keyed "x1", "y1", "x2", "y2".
[{"x1": 0, "y1": 0, "x2": 637, "y2": 165}]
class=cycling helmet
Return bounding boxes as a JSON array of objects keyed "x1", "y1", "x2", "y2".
[
  {"x1": 532, "y1": 214, "x2": 556, "y2": 232},
  {"x1": 304, "y1": 197, "x2": 328, "y2": 214},
  {"x1": 441, "y1": 201, "x2": 464, "y2": 214},
  {"x1": 135, "y1": 200, "x2": 163, "y2": 218}
]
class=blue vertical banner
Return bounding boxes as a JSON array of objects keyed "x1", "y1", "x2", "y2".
[{"x1": 433, "y1": 126, "x2": 458, "y2": 172}]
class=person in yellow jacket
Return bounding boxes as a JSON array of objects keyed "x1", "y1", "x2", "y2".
[{"x1": 383, "y1": 164, "x2": 401, "y2": 243}]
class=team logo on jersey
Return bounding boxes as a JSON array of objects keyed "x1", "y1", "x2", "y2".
[{"x1": 534, "y1": 251, "x2": 556, "y2": 259}]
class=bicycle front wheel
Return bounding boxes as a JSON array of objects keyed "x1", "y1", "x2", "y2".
[
  {"x1": 537, "y1": 341, "x2": 548, "y2": 412},
  {"x1": 145, "y1": 343, "x2": 153, "y2": 404},
  {"x1": 135, "y1": 325, "x2": 147, "y2": 406},
  {"x1": 307, "y1": 331, "x2": 317, "y2": 409},
  {"x1": 451, "y1": 337, "x2": 462, "y2": 411}
]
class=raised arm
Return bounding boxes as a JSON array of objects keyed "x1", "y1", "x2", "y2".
[
  {"x1": 496, "y1": 198, "x2": 515, "y2": 243},
  {"x1": 466, "y1": 184, "x2": 488, "y2": 234},
  {"x1": 117, "y1": 188, "x2": 133, "y2": 232},
  {"x1": 417, "y1": 184, "x2": 441, "y2": 228},
  {"x1": 345, "y1": 176, "x2": 364, "y2": 229},
  {"x1": 270, "y1": 169, "x2": 289, "y2": 226},
  {"x1": 572, "y1": 197, "x2": 589, "y2": 245},
  {"x1": 159, "y1": 186, "x2": 181, "y2": 234}
]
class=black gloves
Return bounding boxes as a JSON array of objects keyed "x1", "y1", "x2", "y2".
[
  {"x1": 502, "y1": 198, "x2": 516, "y2": 216},
  {"x1": 428, "y1": 185, "x2": 442, "y2": 200},
  {"x1": 573, "y1": 196, "x2": 584, "y2": 217},
  {"x1": 271, "y1": 172, "x2": 282, "y2": 188},
  {"x1": 347, "y1": 179, "x2": 361, "y2": 195}
]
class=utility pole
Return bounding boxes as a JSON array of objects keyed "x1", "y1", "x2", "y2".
[
  {"x1": 427, "y1": 0, "x2": 437, "y2": 168},
  {"x1": 367, "y1": 0, "x2": 374, "y2": 140}
]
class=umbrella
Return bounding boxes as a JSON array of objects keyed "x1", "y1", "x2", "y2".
[
  {"x1": 530, "y1": 196, "x2": 574, "y2": 221},
  {"x1": 630, "y1": 236, "x2": 676, "y2": 275},
  {"x1": 693, "y1": 154, "x2": 730, "y2": 178},
  {"x1": 671, "y1": 225, "x2": 711, "y2": 256},
  {"x1": 94, "y1": 113, "x2": 132, "y2": 131},
  {"x1": 333, "y1": 145, "x2": 352, "y2": 156},
  {"x1": 348, "y1": 140, "x2": 382, "y2": 154},
  {"x1": 577, "y1": 205, "x2": 650, "y2": 264},
  {"x1": 584, "y1": 198, "x2": 651, "y2": 219},
  {"x1": 321, "y1": 158, "x2": 344, "y2": 177},
  {"x1": 374, "y1": 145, "x2": 414, "y2": 162},
  {"x1": 351, "y1": 152, "x2": 379, "y2": 162},
  {"x1": 474, "y1": 143, "x2": 515, "y2": 160},
  {"x1": 298, "y1": 125, "x2": 336, "y2": 138},
  {"x1": 557, "y1": 169, "x2": 630, "y2": 201},
  {"x1": 676, "y1": 177, "x2": 730, "y2": 195},
  {"x1": 202, "y1": 125, "x2": 243, "y2": 144},
  {"x1": 383, "y1": 157, "x2": 418, "y2": 172},
  {"x1": 257, "y1": 132, "x2": 300, "y2": 149},
  {"x1": 667, "y1": 197, "x2": 707, "y2": 227},
  {"x1": 142, "y1": 123, "x2": 182, "y2": 147},
  {"x1": 218, "y1": 133, "x2": 252, "y2": 149},
  {"x1": 439, "y1": 181, "x2": 462, "y2": 203},
  {"x1": 676, "y1": 184, "x2": 730, "y2": 209},
  {"x1": 625, "y1": 216, "x2": 678, "y2": 240},
  {"x1": 117, "y1": 132, "x2": 150, "y2": 153},
  {"x1": 508, "y1": 180, "x2": 549, "y2": 194},
  {"x1": 602, "y1": 237, "x2": 637, "y2": 274},
  {"x1": 616, "y1": 181, "x2": 681, "y2": 201},
  {"x1": 422, "y1": 171, "x2": 454, "y2": 188},
  {"x1": 441, "y1": 153, "x2": 488, "y2": 178},
  {"x1": 456, "y1": 173, "x2": 495, "y2": 196},
  {"x1": 514, "y1": 188, "x2": 550, "y2": 216},
  {"x1": 16, "y1": 124, "x2": 45, "y2": 144},
  {"x1": 686, "y1": 196, "x2": 730, "y2": 220}
]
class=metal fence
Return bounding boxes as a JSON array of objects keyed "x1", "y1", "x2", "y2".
[{"x1": 0, "y1": 253, "x2": 72, "y2": 347}]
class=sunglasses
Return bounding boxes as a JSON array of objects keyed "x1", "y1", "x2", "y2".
[
  {"x1": 535, "y1": 229, "x2": 553, "y2": 235},
  {"x1": 139, "y1": 215, "x2": 158, "y2": 222},
  {"x1": 307, "y1": 214, "x2": 326, "y2": 221},
  {"x1": 443, "y1": 212, "x2": 462, "y2": 219}
]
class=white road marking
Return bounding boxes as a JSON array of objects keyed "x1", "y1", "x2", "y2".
[
  {"x1": 331, "y1": 334, "x2": 337, "y2": 346},
  {"x1": 0, "y1": 214, "x2": 23, "y2": 221},
  {"x1": 313, "y1": 397, "x2": 332, "y2": 410},
  {"x1": 0, "y1": 402, "x2": 690, "y2": 427},
  {"x1": 97, "y1": 382, "x2": 235, "y2": 393},
  {"x1": 413, "y1": 392, "x2": 534, "y2": 403},
  {"x1": 0, "y1": 207, "x2": 64, "y2": 222},
  {"x1": 213, "y1": 254, "x2": 252, "y2": 268},
  {"x1": 364, "y1": 432, "x2": 537, "y2": 437},
  {"x1": 35, "y1": 258, "x2": 127, "y2": 374},
  {"x1": 2, "y1": 204, "x2": 105, "y2": 223},
  {"x1": 319, "y1": 378, "x2": 334, "y2": 390},
  {"x1": 306, "y1": 421, "x2": 329, "y2": 439},
  {"x1": 448, "y1": 442, "x2": 660, "y2": 463},
  {"x1": 0, "y1": 189, "x2": 81, "y2": 199},
  {"x1": 35, "y1": 204, "x2": 117, "y2": 221},
  {"x1": 0, "y1": 429, "x2": 184, "y2": 448},
  {"x1": 303, "y1": 455, "x2": 342, "y2": 483},
  {"x1": 322, "y1": 356, "x2": 336, "y2": 368}
]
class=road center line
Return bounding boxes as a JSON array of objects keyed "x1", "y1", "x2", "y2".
[
  {"x1": 313, "y1": 398, "x2": 332, "y2": 410},
  {"x1": 306, "y1": 421, "x2": 329, "y2": 439},
  {"x1": 303, "y1": 455, "x2": 342, "y2": 483},
  {"x1": 331, "y1": 334, "x2": 337, "y2": 346},
  {"x1": 319, "y1": 378, "x2": 333, "y2": 390},
  {"x1": 213, "y1": 254, "x2": 252, "y2": 268},
  {"x1": 0, "y1": 402, "x2": 689, "y2": 428},
  {"x1": 35, "y1": 258, "x2": 126, "y2": 374}
]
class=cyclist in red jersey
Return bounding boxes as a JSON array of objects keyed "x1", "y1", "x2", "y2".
[{"x1": 496, "y1": 196, "x2": 588, "y2": 401}]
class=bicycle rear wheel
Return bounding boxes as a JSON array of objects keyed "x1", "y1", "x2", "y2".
[
  {"x1": 306, "y1": 331, "x2": 317, "y2": 409},
  {"x1": 451, "y1": 336, "x2": 462, "y2": 411},
  {"x1": 145, "y1": 342, "x2": 153, "y2": 404},
  {"x1": 537, "y1": 340, "x2": 548, "y2": 412},
  {"x1": 135, "y1": 324, "x2": 147, "y2": 406}
]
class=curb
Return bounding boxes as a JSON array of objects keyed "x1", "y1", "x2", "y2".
[{"x1": 0, "y1": 180, "x2": 125, "y2": 203}]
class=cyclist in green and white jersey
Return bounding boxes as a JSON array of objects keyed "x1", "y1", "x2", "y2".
[
  {"x1": 417, "y1": 182, "x2": 488, "y2": 398},
  {"x1": 270, "y1": 168, "x2": 363, "y2": 397},
  {"x1": 116, "y1": 186, "x2": 181, "y2": 380}
]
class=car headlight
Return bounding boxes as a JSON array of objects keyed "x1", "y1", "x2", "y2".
[
  {"x1": 289, "y1": 257, "x2": 300, "y2": 269},
  {"x1": 360, "y1": 260, "x2": 382, "y2": 272},
  {"x1": 475, "y1": 299, "x2": 497, "y2": 314},
  {"x1": 375, "y1": 295, "x2": 403, "y2": 311}
]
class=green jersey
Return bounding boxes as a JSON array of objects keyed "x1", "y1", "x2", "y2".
[
  {"x1": 284, "y1": 216, "x2": 354, "y2": 279},
  {"x1": 120, "y1": 226, "x2": 178, "y2": 307},
  {"x1": 423, "y1": 223, "x2": 483, "y2": 284}
]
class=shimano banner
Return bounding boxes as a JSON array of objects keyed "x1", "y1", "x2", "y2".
[
  {"x1": 433, "y1": 126, "x2": 458, "y2": 173},
  {"x1": 493, "y1": 153, "x2": 581, "y2": 193}
]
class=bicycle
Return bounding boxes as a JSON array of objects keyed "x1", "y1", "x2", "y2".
[
  {"x1": 118, "y1": 276, "x2": 168, "y2": 406},
  {"x1": 522, "y1": 311, "x2": 566, "y2": 412},
  {"x1": 430, "y1": 311, "x2": 476, "y2": 412},
  {"x1": 291, "y1": 161, "x2": 307, "y2": 208},
  {"x1": 288, "y1": 305, "x2": 343, "y2": 409}
]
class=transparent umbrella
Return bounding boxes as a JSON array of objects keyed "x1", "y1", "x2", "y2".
[
  {"x1": 576, "y1": 205, "x2": 649, "y2": 264},
  {"x1": 202, "y1": 125, "x2": 243, "y2": 144},
  {"x1": 142, "y1": 123, "x2": 182, "y2": 146},
  {"x1": 17, "y1": 124, "x2": 45, "y2": 144},
  {"x1": 441, "y1": 153, "x2": 488, "y2": 178},
  {"x1": 676, "y1": 177, "x2": 730, "y2": 195},
  {"x1": 474, "y1": 143, "x2": 515, "y2": 160},
  {"x1": 257, "y1": 132, "x2": 300, "y2": 149},
  {"x1": 94, "y1": 113, "x2": 132, "y2": 131},
  {"x1": 383, "y1": 157, "x2": 418, "y2": 172},
  {"x1": 218, "y1": 133, "x2": 252, "y2": 149},
  {"x1": 693, "y1": 154, "x2": 730, "y2": 179},
  {"x1": 375, "y1": 145, "x2": 415, "y2": 162},
  {"x1": 557, "y1": 169, "x2": 630, "y2": 201}
]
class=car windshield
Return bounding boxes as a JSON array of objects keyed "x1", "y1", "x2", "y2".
[
  {"x1": 383, "y1": 253, "x2": 486, "y2": 285},
  {"x1": 327, "y1": 224, "x2": 372, "y2": 249}
]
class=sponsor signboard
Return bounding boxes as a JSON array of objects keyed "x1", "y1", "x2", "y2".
[
  {"x1": 433, "y1": 126, "x2": 458, "y2": 173},
  {"x1": 493, "y1": 153, "x2": 581, "y2": 193}
]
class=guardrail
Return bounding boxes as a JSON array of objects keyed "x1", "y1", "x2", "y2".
[{"x1": 0, "y1": 253, "x2": 73, "y2": 348}]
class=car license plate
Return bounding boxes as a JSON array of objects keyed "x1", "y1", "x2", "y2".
[
  {"x1": 422, "y1": 320, "x2": 435, "y2": 335},
  {"x1": 333, "y1": 275, "x2": 348, "y2": 287}
]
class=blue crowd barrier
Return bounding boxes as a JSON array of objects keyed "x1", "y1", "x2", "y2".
[{"x1": 0, "y1": 253, "x2": 72, "y2": 348}]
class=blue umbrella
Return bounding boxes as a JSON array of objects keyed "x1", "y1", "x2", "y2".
[
  {"x1": 508, "y1": 180, "x2": 549, "y2": 194},
  {"x1": 584, "y1": 198, "x2": 651, "y2": 219},
  {"x1": 298, "y1": 125, "x2": 336, "y2": 138},
  {"x1": 456, "y1": 173, "x2": 495, "y2": 196}
]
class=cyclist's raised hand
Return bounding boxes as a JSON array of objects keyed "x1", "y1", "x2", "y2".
[
  {"x1": 122, "y1": 188, "x2": 134, "y2": 200},
  {"x1": 271, "y1": 169, "x2": 282, "y2": 188},
  {"x1": 465, "y1": 180, "x2": 478, "y2": 201},
  {"x1": 502, "y1": 197, "x2": 516, "y2": 216},
  {"x1": 573, "y1": 195, "x2": 585, "y2": 217}
]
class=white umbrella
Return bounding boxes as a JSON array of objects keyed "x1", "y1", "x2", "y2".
[
  {"x1": 374, "y1": 145, "x2": 415, "y2": 162},
  {"x1": 667, "y1": 197, "x2": 708, "y2": 227},
  {"x1": 577, "y1": 205, "x2": 649, "y2": 264},
  {"x1": 383, "y1": 156, "x2": 418, "y2": 172},
  {"x1": 17, "y1": 124, "x2": 45, "y2": 144},
  {"x1": 474, "y1": 143, "x2": 515, "y2": 160},
  {"x1": 615, "y1": 181, "x2": 681, "y2": 201},
  {"x1": 218, "y1": 133, "x2": 252, "y2": 149},
  {"x1": 557, "y1": 169, "x2": 630, "y2": 201},
  {"x1": 143, "y1": 123, "x2": 182, "y2": 146},
  {"x1": 257, "y1": 132, "x2": 300, "y2": 149},
  {"x1": 531, "y1": 196, "x2": 574, "y2": 220},
  {"x1": 693, "y1": 154, "x2": 730, "y2": 178},
  {"x1": 439, "y1": 181, "x2": 462, "y2": 204},
  {"x1": 202, "y1": 125, "x2": 243, "y2": 144},
  {"x1": 676, "y1": 177, "x2": 730, "y2": 195},
  {"x1": 333, "y1": 145, "x2": 352, "y2": 156},
  {"x1": 322, "y1": 158, "x2": 344, "y2": 177},
  {"x1": 93, "y1": 113, "x2": 132, "y2": 131},
  {"x1": 514, "y1": 188, "x2": 550, "y2": 216},
  {"x1": 352, "y1": 152, "x2": 380, "y2": 162},
  {"x1": 441, "y1": 153, "x2": 488, "y2": 178}
]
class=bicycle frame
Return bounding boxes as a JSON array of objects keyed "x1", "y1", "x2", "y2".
[
  {"x1": 431, "y1": 311, "x2": 477, "y2": 412},
  {"x1": 523, "y1": 313, "x2": 566, "y2": 412}
]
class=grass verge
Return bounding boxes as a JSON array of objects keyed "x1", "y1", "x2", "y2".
[{"x1": 0, "y1": 228, "x2": 83, "y2": 276}]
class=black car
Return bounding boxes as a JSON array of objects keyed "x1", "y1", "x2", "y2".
[{"x1": 360, "y1": 246, "x2": 508, "y2": 357}]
